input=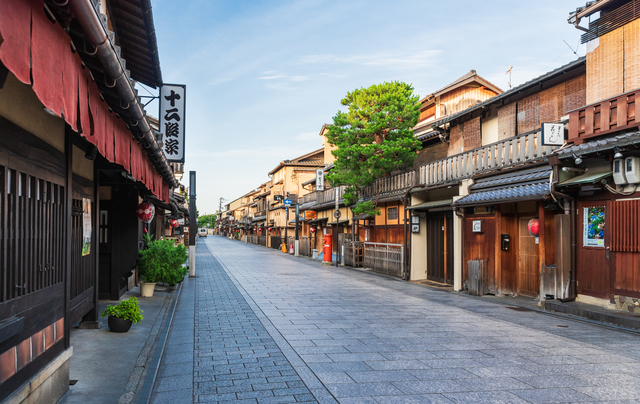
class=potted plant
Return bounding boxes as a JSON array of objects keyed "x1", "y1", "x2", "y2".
[
  {"x1": 101, "y1": 297, "x2": 143, "y2": 333},
  {"x1": 163, "y1": 243, "x2": 189, "y2": 287},
  {"x1": 137, "y1": 239, "x2": 189, "y2": 296}
]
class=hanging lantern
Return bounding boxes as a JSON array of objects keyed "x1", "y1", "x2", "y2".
[
  {"x1": 136, "y1": 202, "x2": 155, "y2": 223},
  {"x1": 310, "y1": 226, "x2": 316, "y2": 233},
  {"x1": 171, "y1": 219, "x2": 179, "y2": 228},
  {"x1": 268, "y1": 227, "x2": 272, "y2": 232},
  {"x1": 527, "y1": 218, "x2": 540, "y2": 237}
]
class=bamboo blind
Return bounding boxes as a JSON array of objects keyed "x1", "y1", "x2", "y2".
[
  {"x1": 587, "y1": 26, "x2": 624, "y2": 104},
  {"x1": 498, "y1": 102, "x2": 517, "y2": 141},
  {"x1": 624, "y1": 19, "x2": 640, "y2": 93}
]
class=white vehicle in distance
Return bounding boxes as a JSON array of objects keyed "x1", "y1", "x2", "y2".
[{"x1": 198, "y1": 228, "x2": 208, "y2": 238}]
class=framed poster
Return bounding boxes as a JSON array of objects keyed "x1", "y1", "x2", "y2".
[
  {"x1": 583, "y1": 206, "x2": 605, "y2": 247},
  {"x1": 82, "y1": 198, "x2": 91, "y2": 256}
]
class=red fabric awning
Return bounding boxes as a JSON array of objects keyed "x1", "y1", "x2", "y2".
[
  {"x1": 0, "y1": 0, "x2": 32, "y2": 84},
  {"x1": 0, "y1": 0, "x2": 169, "y2": 202}
]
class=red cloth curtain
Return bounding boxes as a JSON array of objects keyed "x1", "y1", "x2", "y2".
[
  {"x1": 104, "y1": 110, "x2": 115, "y2": 163},
  {"x1": 0, "y1": 0, "x2": 33, "y2": 84},
  {"x1": 78, "y1": 68, "x2": 91, "y2": 136},
  {"x1": 0, "y1": 0, "x2": 168, "y2": 201},
  {"x1": 115, "y1": 120, "x2": 131, "y2": 172},
  {"x1": 88, "y1": 84, "x2": 105, "y2": 155}
]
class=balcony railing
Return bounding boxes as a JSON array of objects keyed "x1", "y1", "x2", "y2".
[
  {"x1": 317, "y1": 186, "x2": 347, "y2": 205},
  {"x1": 362, "y1": 172, "x2": 415, "y2": 197},
  {"x1": 569, "y1": 90, "x2": 640, "y2": 142},
  {"x1": 419, "y1": 130, "x2": 559, "y2": 186},
  {"x1": 300, "y1": 192, "x2": 318, "y2": 204}
]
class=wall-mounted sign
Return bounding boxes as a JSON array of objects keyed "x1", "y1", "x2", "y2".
[
  {"x1": 541, "y1": 123, "x2": 565, "y2": 146},
  {"x1": 411, "y1": 215, "x2": 420, "y2": 233},
  {"x1": 160, "y1": 84, "x2": 186, "y2": 163},
  {"x1": 305, "y1": 210, "x2": 317, "y2": 220},
  {"x1": 316, "y1": 169, "x2": 325, "y2": 191},
  {"x1": 472, "y1": 220, "x2": 483, "y2": 233},
  {"x1": 274, "y1": 195, "x2": 283, "y2": 202}
]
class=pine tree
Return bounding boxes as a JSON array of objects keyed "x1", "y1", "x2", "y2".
[{"x1": 326, "y1": 81, "x2": 421, "y2": 216}]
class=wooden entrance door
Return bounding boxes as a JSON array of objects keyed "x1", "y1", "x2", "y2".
[
  {"x1": 518, "y1": 216, "x2": 539, "y2": 297},
  {"x1": 426, "y1": 212, "x2": 453, "y2": 284},
  {"x1": 576, "y1": 201, "x2": 610, "y2": 299}
]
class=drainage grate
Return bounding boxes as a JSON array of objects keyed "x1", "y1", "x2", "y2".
[
  {"x1": 69, "y1": 380, "x2": 78, "y2": 385},
  {"x1": 556, "y1": 325, "x2": 569, "y2": 328},
  {"x1": 505, "y1": 306, "x2": 533, "y2": 312}
]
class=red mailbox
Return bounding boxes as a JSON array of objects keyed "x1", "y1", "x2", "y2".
[{"x1": 323, "y1": 234, "x2": 333, "y2": 263}]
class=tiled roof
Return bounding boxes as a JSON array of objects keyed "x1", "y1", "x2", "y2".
[
  {"x1": 428, "y1": 57, "x2": 586, "y2": 135},
  {"x1": 469, "y1": 166, "x2": 552, "y2": 190},
  {"x1": 556, "y1": 131, "x2": 640, "y2": 158},
  {"x1": 456, "y1": 166, "x2": 552, "y2": 206},
  {"x1": 456, "y1": 182, "x2": 550, "y2": 206}
]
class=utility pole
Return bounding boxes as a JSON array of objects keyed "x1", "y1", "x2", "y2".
[{"x1": 189, "y1": 171, "x2": 196, "y2": 277}]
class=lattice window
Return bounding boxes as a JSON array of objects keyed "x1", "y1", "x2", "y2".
[
  {"x1": 1, "y1": 166, "x2": 66, "y2": 302},
  {"x1": 611, "y1": 199, "x2": 640, "y2": 252}
]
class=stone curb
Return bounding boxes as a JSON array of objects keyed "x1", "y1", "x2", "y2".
[{"x1": 136, "y1": 281, "x2": 183, "y2": 404}]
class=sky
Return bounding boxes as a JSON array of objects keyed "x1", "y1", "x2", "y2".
[{"x1": 145, "y1": 0, "x2": 588, "y2": 215}]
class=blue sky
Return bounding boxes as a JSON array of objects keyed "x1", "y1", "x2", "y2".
[{"x1": 147, "y1": 0, "x2": 587, "y2": 215}]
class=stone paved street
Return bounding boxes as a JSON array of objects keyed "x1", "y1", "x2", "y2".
[{"x1": 151, "y1": 236, "x2": 640, "y2": 403}]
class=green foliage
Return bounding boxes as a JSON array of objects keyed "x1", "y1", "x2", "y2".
[
  {"x1": 198, "y1": 213, "x2": 217, "y2": 228},
  {"x1": 101, "y1": 297, "x2": 143, "y2": 323},
  {"x1": 138, "y1": 239, "x2": 189, "y2": 285},
  {"x1": 326, "y1": 81, "x2": 420, "y2": 216},
  {"x1": 142, "y1": 232, "x2": 154, "y2": 248}
]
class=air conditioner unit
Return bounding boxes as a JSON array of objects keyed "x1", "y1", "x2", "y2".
[
  {"x1": 613, "y1": 158, "x2": 627, "y2": 185},
  {"x1": 625, "y1": 157, "x2": 640, "y2": 184}
]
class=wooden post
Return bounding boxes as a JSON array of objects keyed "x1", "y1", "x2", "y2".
[
  {"x1": 64, "y1": 128, "x2": 73, "y2": 348},
  {"x1": 495, "y1": 207, "x2": 502, "y2": 295}
]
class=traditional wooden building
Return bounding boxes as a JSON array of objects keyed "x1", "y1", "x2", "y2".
[
  {"x1": 0, "y1": 0, "x2": 177, "y2": 402},
  {"x1": 408, "y1": 71, "x2": 502, "y2": 285},
  {"x1": 413, "y1": 58, "x2": 586, "y2": 296},
  {"x1": 549, "y1": 0, "x2": 640, "y2": 307}
]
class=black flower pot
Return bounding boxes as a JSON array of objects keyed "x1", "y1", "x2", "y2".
[{"x1": 108, "y1": 316, "x2": 133, "y2": 333}]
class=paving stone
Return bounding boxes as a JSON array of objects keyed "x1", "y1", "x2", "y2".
[{"x1": 155, "y1": 237, "x2": 640, "y2": 403}]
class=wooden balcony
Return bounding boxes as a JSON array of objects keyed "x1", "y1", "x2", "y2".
[
  {"x1": 361, "y1": 171, "x2": 415, "y2": 197},
  {"x1": 569, "y1": 90, "x2": 640, "y2": 143},
  {"x1": 419, "y1": 130, "x2": 559, "y2": 186},
  {"x1": 316, "y1": 186, "x2": 346, "y2": 205},
  {"x1": 300, "y1": 192, "x2": 317, "y2": 204}
]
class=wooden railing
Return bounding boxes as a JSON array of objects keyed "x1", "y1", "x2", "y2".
[
  {"x1": 419, "y1": 130, "x2": 559, "y2": 186},
  {"x1": 569, "y1": 90, "x2": 640, "y2": 143},
  {"x1": 316, "y1": 186, "x2": 347, "y2": 204},
  {"x1": 362, "y1": 172, "x2": 415, "y2": 197},
  {"x1": 300, "y1": 192, "x2": 317, "y2": 204}
]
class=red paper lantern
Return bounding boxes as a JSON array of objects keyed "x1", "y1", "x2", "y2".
[
  {"x1": 171, "y1": 219, "x2": 179, "y2": 228},
  {"x1": 309, "y1": 227, "x2": 316, "y2": 233},
  {"x1": 136, "y1": 202, "x2": 155, "y2": 223},
  {"x1": 268, "y1": 227, "x2": 272, "y2": 232},
  {"x1": 527, "y1": 218, "x2": 540, "y2": 237}
]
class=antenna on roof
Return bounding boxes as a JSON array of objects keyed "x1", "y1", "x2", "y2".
[
  {"x1": 563, "y1": 39, "x2": 580, "y2": 57},
  {"x1": 505, "y1": 65, "x2": 513, "y2": 89}
]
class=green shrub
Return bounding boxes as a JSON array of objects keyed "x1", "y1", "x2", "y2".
[
  {"x1": 100, "y1": 297, "x2": 143, "y2": 323},
  {"x1": 138, "y1": 239, "x2": 189, "y2": 285}
]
